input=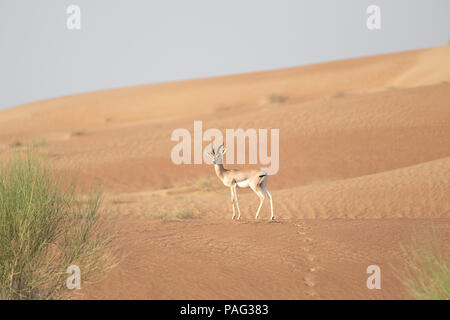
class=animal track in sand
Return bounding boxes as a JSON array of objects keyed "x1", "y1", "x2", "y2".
[
  {"x1": 303, "y1": 274, "x2": 316, "y2": 287},
  {"x1": 293, "y1": 222, "x2": 323, "y2": 298},
  {"x1": 304, "y1": 288, "x2": 318, "y2": 297}
]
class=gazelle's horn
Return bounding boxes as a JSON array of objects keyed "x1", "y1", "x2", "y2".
[{"x1": 216, "y1": 143, "x2": 224, "y2": 154}]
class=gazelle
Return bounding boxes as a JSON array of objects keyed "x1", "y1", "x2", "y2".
[{"x1": 207, "y1": 144, "x2": 274, "y2": 220}]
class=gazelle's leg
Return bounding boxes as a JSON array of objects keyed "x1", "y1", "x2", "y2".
[
  {"x1": 230, "y1": 187, "x2": 236, "y2": 220},
  {"x1": 233, "y1": 184, "x2": 242, "y2": 220},
  {"x1": 261, "y1": 185, "x2": 274, "y2": 220},
  {"x1": 254, "y1": 189, "x2": 265, "y2": 219}
]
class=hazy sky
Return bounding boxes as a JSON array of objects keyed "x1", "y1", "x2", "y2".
[{"x1": 1, "y1": 0, "x2": 449, "y2": 110}]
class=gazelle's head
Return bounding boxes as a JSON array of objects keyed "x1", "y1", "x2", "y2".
[{"x1": 207, "y1": 144, "x2": 226, "y2": 165}]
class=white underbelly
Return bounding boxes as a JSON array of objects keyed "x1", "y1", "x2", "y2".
[{"x1": 236, "y1": 179, "x2": 250, "y2": 188}]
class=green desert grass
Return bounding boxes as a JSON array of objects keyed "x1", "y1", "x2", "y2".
[
  {"x1": 397, "y1": 236, "x2": 449, "y2": 300},
  {"x1": 0, "y1": 150, "x2": 112, "y2": 299}
]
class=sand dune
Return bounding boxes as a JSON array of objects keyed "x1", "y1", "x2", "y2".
[
  {"x1": 282, "y1": 157, "x2": 450, "y2": 219},
  {"x1": 1, "y1": 46, "x2": 449, "y2": 137},
  {"x1": 0, "y1": 46, "x2": 449, "y2": 299}
]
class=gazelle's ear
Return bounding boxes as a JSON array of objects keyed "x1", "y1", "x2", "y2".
[
  {"x1": 207, "y1": 151, "x2": 214, "y2": 158},
  {"x1": 220, "y1": 147, "x2": 226, "y2": 155}
]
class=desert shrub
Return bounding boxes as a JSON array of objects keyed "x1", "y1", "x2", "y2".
[
  {"x1": 267, "y1": 94, "x2": 288, "y2": 104},
  {"x1": 332, "y1": 91, "x2": 346, "y2": 98},
  {"x1": 71, "y1": 130, "x2": 85, "y2": 137},
  {"x1": 0, "y1": 151, "x2": 110, "y2": 299}
]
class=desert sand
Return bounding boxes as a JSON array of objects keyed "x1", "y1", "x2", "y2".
[{"x1": 0, "y1": 46, "x2": 449, "y2": 299}]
